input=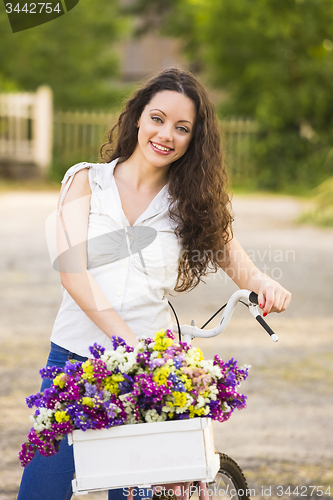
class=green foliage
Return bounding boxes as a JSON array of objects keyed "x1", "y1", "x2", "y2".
[
  {"x1": 130, "y1": 0, "x2": 333, "y2": 190},
  {"x1": 0, "y1": 0, "x2": 130, "y2": 110},
  {"x1": 298, "y1": 176, "x2": 333, "y2": 226}
]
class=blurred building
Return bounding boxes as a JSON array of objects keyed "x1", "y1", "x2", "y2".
[{"x1": 117, "y1": 32, "x2": 185, "y2": 81}]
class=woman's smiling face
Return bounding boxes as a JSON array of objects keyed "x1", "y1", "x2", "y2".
[{"x1": 136, "y1": 90, "x2": 196, "y2": 168}]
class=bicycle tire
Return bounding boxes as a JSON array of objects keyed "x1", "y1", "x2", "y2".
[
  {"x1": 152, "y1": 453, "x2": 250, "y2": 500},
  {"x1": 208, "y1": 453, "x2": 251, "y2": 500}
]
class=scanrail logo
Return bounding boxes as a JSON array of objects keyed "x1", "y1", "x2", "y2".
[{"x1": 4, "y1": 0, "x2": 79, "y2": 33}]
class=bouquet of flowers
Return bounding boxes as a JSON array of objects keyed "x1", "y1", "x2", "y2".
[{"x1": 19, "y1": 329, "x2": 250, "y2": 467}]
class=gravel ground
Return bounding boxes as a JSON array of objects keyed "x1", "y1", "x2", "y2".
[{"x1": 0, "y1": 191, "x2": 332, "y2": 500}]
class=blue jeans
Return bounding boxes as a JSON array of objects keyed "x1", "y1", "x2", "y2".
[{"x1": 17, "y1": 342, "x2": 152, "y2": 500}]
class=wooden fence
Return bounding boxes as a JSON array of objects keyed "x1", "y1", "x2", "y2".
[
  {"x1": 222, "y1": 118, "x2": 258, "y2": 182},
  {"x1": 0, "y1": 87, "x2": 52, "y2": 175},
  {"x1": 53, "y1": 111, "x2": 258, "y2": 181},
  {"x1": 53, "y1": 110, "x2": 117, "y2": 166}
]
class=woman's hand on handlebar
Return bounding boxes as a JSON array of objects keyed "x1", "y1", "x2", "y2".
[{"x1": 250, "y1": 274, "x2": 291, "y2": 316}]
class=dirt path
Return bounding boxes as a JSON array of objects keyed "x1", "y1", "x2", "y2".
[{"x1": 0, "y1": 191, "x2": 332, "y2": 499}]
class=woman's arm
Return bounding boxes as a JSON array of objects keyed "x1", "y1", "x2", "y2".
[
  {"x1": 56, "y1": 168, "x2": 139, "y2": 347},
  {"x1": 223, "y1": 236, "x2": 291, "y2": 316}
]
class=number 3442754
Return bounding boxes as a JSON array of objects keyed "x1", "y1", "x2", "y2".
[
  {"x1": 277, "y1": 485, "x2": 332, "y2": 497},
  {"x1": 5, "y1": 3, "x2": 61, "y2": 14}
]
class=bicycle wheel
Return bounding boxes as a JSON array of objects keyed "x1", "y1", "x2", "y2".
[{"x1": 190, "y1": 453, "x2": 251, "y2": 500}]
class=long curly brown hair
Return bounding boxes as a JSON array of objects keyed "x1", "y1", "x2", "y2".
[{"x1": 100, "y1": 68, "x2": 233, "y2": 292}]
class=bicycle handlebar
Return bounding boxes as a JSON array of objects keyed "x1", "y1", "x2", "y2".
[{"x1": 171, "y1": 289, "x2": 279, "y2": 344}]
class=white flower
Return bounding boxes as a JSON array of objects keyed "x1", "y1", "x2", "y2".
[
  {"x1": 125, "y1": 413, "x2": 138, "y2": 425},
  {"x1": 144, "y1": 409, "x2": 167, "y2": 423},
  {"x1": 134, "y1": 340, "x2": 146, "y2": 351},
  {"x1": 196, "y1": 395, "x2": 206, "y2": 408},
  {"x1": 101, "y1": 349, "x2": 137, "y2": 373},
  {"x1": 185, "y1": 347, "x2": 203, "y2": 366},
  {"x1": 199, "y1": 360, "x2": 222, "y2": 378},
  {"x1": 32, "y1": 407, "x2": 54, "y2": 431},
  {"x1": 102, "y1": 390, "x2": 111, "y2": 401}
]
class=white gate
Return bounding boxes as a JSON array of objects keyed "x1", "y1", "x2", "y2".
[{"x1": 0, "y1": 86, "x2": 53, "y2": 175}]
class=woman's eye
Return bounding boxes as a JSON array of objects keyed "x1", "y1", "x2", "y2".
[
  {"x1": 177, "y1": 126, "x2": 190, "y2": 133},
  {"x1": 151, "y1": 116, "x2": 163, "y2": 123}
]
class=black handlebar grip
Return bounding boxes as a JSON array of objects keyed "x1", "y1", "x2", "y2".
[
  {"x1": 249, "y1": 291, "x2": 259, "y2": 304},
  {"x1": 256, "y1": 315, "x2": 278, "y2": 342}
]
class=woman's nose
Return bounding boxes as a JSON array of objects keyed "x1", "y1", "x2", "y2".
[{"x1": 158, "y1": 124, "x2": 173, "y2": 142}]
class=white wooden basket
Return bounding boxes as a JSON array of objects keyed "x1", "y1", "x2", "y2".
[{"x1": 68, "y1": 417, "x2": 220, "y2": 495}]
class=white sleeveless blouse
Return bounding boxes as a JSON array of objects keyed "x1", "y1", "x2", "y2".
[{"x1": 50, "y1": 159, "x2": 183, "y2": 357}]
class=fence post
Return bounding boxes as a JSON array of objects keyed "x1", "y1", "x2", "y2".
[{"x1": 33, "y1": 85, "x2": 53, "y2": 173}]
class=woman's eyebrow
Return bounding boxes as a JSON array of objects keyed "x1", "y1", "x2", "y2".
[
  {"x1": 150, "y1": 108, "x2": 193, "y2": 125},
  {"x1": 150, "y1": 108, "x2": 166, "y2": 116}
]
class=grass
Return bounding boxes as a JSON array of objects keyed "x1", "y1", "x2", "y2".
[{"x1": 296, "y1": 177, "x2": 333, "y2": 227}]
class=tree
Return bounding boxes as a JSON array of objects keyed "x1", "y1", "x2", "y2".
[
  {"x1": 0, "y1": 0, "x2": 131, "y2": 110},
  {"x1": 129, "y1": 0, "x2": 333, "y2": 189}
]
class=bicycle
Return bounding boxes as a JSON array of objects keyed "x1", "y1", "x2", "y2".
[
  {"x1": 70, "y1": 289, "x2": 279, "y2": 500},
  {"x1": 164, "y1": 288, "x2": 279, "y2": 500}
]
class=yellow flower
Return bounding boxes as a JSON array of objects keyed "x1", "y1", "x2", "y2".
[
  {"x1": 172, "y1": 391, "x2": 187, "y2": 407},
  {"x1": 153, "y1": 366, "x2": 171, "y2": 386},
  {"x1": 53, "y1": 374, "x2": 66, "y2": 389},
  {"x1": 179, "y1": 374, "x2": 193, "y2": 391},
  {"x1": 54, "y1": 411, "x2": 70, "y2": 423},
  {"x1": 153, "y1": 330, "x2": 174, "y2": 352},
  {"x1": 82, "y1": 397, "x2": 95, "y2": 408},
  {"x1": 188, "y1": 405, "x2": 206, "y2": 418},
  {"x1": 103, "y1": 373, "x2": 124, "y2": 395},
  {"x1": 81, "y1": 361, "x2": 95, "y2": 383},
  {"x1": 196, "y1": 348, "x2": 204, "y2": 361}
]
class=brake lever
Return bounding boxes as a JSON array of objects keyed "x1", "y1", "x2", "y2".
[{"x1": 248, "y1": 301, "x2": 279, "y2": 342}]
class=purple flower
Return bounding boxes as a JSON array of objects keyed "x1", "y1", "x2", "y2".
[
  {"x1": 149, "y1": 358, "x2": 165, "y2": 370},
  {"x1": 166, "y1": 329, "x2": 175, "y2": 339},
  {"x1": 179, "y1": 341, "x2": 191, "y2": 352},
  {"x1": 137, "y1": 351, "x2": 151, "y2": 365},
  {"x1": 173, "y1": 356, "x2": 183, "y2": 370},
  {"x1": 111, "y1": 336, "x2": 128, "y2": 350},
  {"x1": 89, "y1": 343, "x2": 105, "y2": 359},
  {"x1": 84, "y1": 382, "x2": 98, "y2": 398},
  {"x1": 225, "y1": 371, "x2": 236, "y2": 388},
  {"x1": 25, "y1": 392, "x2": 42, "y2": 409},
  {"x1": 66, "y1": 403, "x2": 81, "y2": 419},
  {"x1": 118, "y1": 379, "x2": 133, "y2": 395},
  {"x1": 52, "y1": 421, "x2": 74, "y2": 435},
  {"x1": 41, "y1": 386, "x2": 61, "y2": 409},
  {"x1": 39, "y1": 366, "x2": 63, "y2": 380},
  {"x1": 225, "y1": 358, "x2": 237, "y2": 369},
  {"x1": 213, "y1": 355, "x2": 225, "y2": 369},
  {"x1": 18, "y1": 442, "x2": 36, "y2": 467},
  {"x1": 74, "y1": 412, "x2": 90, "y2": 431},
  {"x1": 64, "y1": 360, "x2": 83, "y2": 376},
  {"x1": 174, "y1": 382, "x2": 186, "y2": 392}
]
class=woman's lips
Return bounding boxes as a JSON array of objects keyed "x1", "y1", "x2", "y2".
[{"x1": 150, "y1": 141, "x2": 174, "y2": 155}]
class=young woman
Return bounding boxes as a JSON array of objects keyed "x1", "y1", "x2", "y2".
[{"x1": 18, "y1": 68, "x2": 291, "y2": 500}]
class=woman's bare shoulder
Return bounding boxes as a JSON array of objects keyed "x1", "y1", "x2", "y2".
[{"x1": 58, "y1": 167, "x2": 92, "y2": 210}]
